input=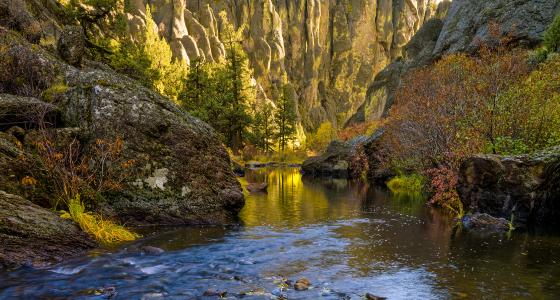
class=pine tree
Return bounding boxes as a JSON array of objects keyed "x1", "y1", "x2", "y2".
[
  {"x1": 251, "y1": 102, "x2": 276, "y2": 152},
  {"x1": 275, "y1": 85, "x2": 297, "y2": 152},
  {"x1": 217, "y1": 11, "x2": 255, "y2": 152},
  {"x1": 109, "y1": 5, "x2": 187, "y2": 101},
  {"x1": 180, "y1": 57, "x2": 213, "y2": 120}
]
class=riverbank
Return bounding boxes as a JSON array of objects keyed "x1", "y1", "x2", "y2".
[{"x1": 2, "y1": 167, "x2": 560, "y2": 299}]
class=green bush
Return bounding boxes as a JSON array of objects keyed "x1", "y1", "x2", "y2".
[
  {"x1": 544, "y1": 13, "x2": 560, "y2": 53},
  {"x1": 386, "y1": 174, "x2": 426, "y2": 195}
]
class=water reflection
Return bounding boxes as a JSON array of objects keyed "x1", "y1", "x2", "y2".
[{"x1": 1, "y1": 167, "x2": 559, "y2": 299}]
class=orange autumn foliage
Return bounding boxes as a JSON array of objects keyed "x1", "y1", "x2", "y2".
[{"x1": 383, "y1": 42, "x2": 531, "y2": 171}]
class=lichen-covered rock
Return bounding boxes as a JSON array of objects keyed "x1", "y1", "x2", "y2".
[
  {"x1": 57, "y1": 25, "x2": 86, "y2": 67},
  {"x1": 457, "y1": 147, "x2": 560, "y2": 229},
  {"x1": 0, "y1": 29, "x2": 244, "y2": 226},
  {"x1": 0, "y1": 191, "x2": 97, "y2": 268},
  {"x1": 433, "y1": 0, "x2": 560, "y2": 55}
]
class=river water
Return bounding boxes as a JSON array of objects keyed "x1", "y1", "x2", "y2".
[{"x1": 1, "y1": 167, "x2": 560, "y2": 299}]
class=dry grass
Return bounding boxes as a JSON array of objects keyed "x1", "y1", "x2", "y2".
[{"x1": 61, "y1": 195, "x2": 139, "y2": 245}]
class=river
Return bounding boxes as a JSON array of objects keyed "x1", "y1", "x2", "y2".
[{"x1": 1, "y1": 167, "x2": 560, "y2": 299}]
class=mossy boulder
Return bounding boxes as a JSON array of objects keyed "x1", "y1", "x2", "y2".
[
  {"x1": 0, "y1": 28, "x2": 244, "y2": 226},
  {"x1": 0, "y1": 191, "x2": 96, "y2": 268}
]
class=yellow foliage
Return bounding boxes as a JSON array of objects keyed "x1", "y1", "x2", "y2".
[
  {"x1": 65, "y1": 195, "x2": 139, "y2": 244},
  {"x1": 21, "y1": 176, "x2": 37, "y2": 187},
  {"x1": 307, "y1": 122, "x2": 336, "y2": 152}
]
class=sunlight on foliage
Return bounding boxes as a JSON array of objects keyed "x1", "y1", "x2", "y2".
[
  {"x1": 306, "y1": 122, "x2": 336, "y2": 153},
  {"x1": 386, "y1": 174, "x2": 426, "y2": 195},
  {"x1": 61, "y1": 195, "x2": 139, "y2": 244}
]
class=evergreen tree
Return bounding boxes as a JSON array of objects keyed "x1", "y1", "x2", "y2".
[
  {"x1": 275, "y1": 85, "x2": 297, "y2": 152},
  {"x1": 109, "y1": 5, "x2": 187, "y2": 101},
  {"x1": 180, "y1": 57, "x2": 214, "y2": 120},
  {"x1": 217, "y1": 11, "x2": 255, "y2": 152},
  {"x1": 250, "y1": 102, "x2": 276, "y2": 152}
]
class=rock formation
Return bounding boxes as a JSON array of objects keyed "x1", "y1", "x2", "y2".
[
  {"x1": 0, "y1": 191, "x2": 97, "y2": 268},
  {"x1": 0, "y1": 24, "x2": 244, "y2": 226},
  {"x1": 349, "y1": 0, "x2": 560, "y2": 124},
  {"x1": 127, "y1": 0, "x2": 448, "y2": 130},
  {"x1": 457, "y1": 147, "x2": 560, "y2": 230}
]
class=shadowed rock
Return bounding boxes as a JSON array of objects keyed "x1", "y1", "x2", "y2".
[
  {"x1": 0, "y1": 191, "x2": 97, "y2": 268},
  {"x1": 458, "y1": 147, "x2": 560, "y2": 230}
]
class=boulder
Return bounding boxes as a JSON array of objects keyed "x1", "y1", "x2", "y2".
[
  {"x1": 0, "y1": 29, "x2": 244, "y2": 226},
  {"x1": 433, "y1": 0, "x2": 560, "y2": 56},
  {"x1": 457, "y1": 147, "x2": 560, "y2": 229},
  {"x1": 461, "y1": 213, "x2": 510, "y2": 232},
  {"x1": 246, "y1": 183, "x2": 268, "y2": 194},
  {"x1": 302, "y1": 140, "x2": 353, "y2": 178},
  {"x1": 57, "y1": 25, "x2": 86, "y2": 67},
  {"x1": 0, "y1": 191, "x2": 96, "y2": 268}
]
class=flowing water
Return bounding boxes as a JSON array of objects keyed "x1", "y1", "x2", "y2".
[{"x1": 1, "y1": 167, "x2": 560, "y2": 299}]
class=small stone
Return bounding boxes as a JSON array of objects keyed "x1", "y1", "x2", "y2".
[
  {"x1": 203, "y1": 288, "x2": 227, "y2": 297},
  {"x1": 293, "y1": 278, "x2": 311, "y2": 291},
  {"x1": 246, "y1": 183, "x2": 268, "y2": 193},
  {"x1": 366, "y1": 293, "x2": 387, "y2": 300},
  {"x1": 141, "y1": 246, "x2": 165, "y2": 255}
]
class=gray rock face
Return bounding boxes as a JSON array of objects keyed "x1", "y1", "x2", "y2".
[
  {"x1": 457, "y1": 147, "x2": 560, "y2": 229},
  {"x1": 350, "y1": 0, "x2": 560, "y2": 124},
  {"x1": 57, "y1": 25, "x2": 86, "y2": 67},
  {"x1": 434, "y1": 0, "x2": 560, "y2": 55},
  {"x1": 0, "y1": 29, "x2": 244, "y2": 226},
  {"x1": 0, "y1": 191, "x2": 97, "y2": 268}
]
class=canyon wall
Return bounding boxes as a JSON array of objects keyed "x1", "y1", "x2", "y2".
[{"x1": 128, "y1": 0, "x2": 449, "y2": 131}]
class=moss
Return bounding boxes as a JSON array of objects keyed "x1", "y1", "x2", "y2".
[{"x1": 41, "y1": 80, "x2": 69, "y2": 102}]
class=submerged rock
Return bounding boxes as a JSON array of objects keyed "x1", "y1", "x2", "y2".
[
  {"x1": 203, "y1": 289, "x2": 227, "y2": 297},
  {"x1": 457, "y1": 147, "x2": 560, "y2": 230},
  {"x1": 366, "y1": 293, "x2": 387, "y2": 300},
  {"x1": 293, "y1": 278, "x2": 311, "y2": 291},
  {"x1": 141, "y1": 246, "x2": 165, "y2": 256},
  {"x1": 0, "y1": 191, "x2": 96, "y2": 268},
  {"x1": 246, "y1": 183, "x2": 268, "y2": 194},
  {"x1": 462, "y1": 213, "x2": 510, "y2": 232}
]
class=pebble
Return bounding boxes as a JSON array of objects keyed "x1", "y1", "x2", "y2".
[
  {"x1": 203, "y1": 288, "x2": 227, "y2": 297},
  {"x1": 294, "y1": 278, "x2": 311, "y2": 291},
  {"x1": 141, "y1": 246, "x2": 165, "y2": 255},
  {"x1": 366, "y1": 292, "x2": 387, "y2": 300}
]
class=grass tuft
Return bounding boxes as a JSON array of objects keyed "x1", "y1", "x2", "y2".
[{"x1": 62, "y1": 195, "x2": 139, "y2": 245}]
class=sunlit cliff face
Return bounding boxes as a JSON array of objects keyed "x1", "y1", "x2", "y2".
[{"x1": 126, "y1": 0, "x2": 451, "y2": 131}]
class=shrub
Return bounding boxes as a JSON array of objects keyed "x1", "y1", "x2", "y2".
[
  {"x1": 338, "y1": 120, "x2": 380, "y2": 142},
  {"x1": 349, "y1": 145, "x2": 369, "y2": 180},
  {"x1": 425, "y1": 166, "x2": 463, "y2": 218},
  {"x1": 544, "y1": 13, "x2": 560, "y2": 53},
  {"x1": 306, "y1": 121, "x2": 336, "y2": 153},
  {"x1": 386, "y1": 174, "x2": 426, "y2": 194},
  {"x1": 383, "y1": 43, "x2": 531, "y2": 170}
]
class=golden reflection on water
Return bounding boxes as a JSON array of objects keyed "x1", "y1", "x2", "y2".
[
  {"x1": 235, "y1": 167, "x2": 560, "y2": 299},
  {"x1": 238, "y1": 167, "x2": 370, "y2": 227}
]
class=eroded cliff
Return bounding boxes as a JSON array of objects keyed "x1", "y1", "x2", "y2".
[{"x1": 129, "y1": 0, "x2": 449, "y2": 130}]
